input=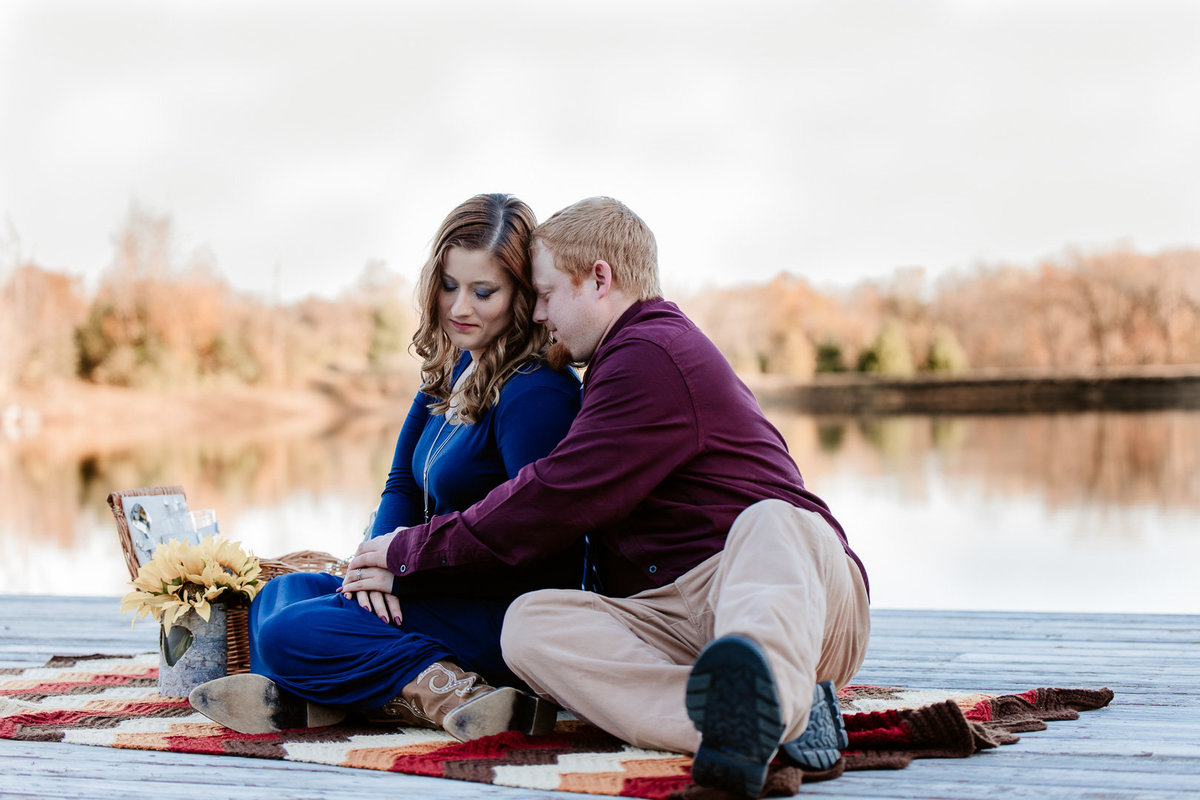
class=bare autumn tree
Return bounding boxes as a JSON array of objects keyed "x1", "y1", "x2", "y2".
[
  {"x1": 4, "y1": 265, "x2": 87, "y2": 385},
  {"x1": 1115, "y1": 249, "x2": 1200, "y2": 364},
  {"x1": 1066, "y1": 249, "x2": 1136, "y2": 368},
  {"x1": 77, "y1": 204, "x2": 181, "y2": 385},
  {"x1": 678, "y1": 285, "x2": 769, "y2": 374},
  {"x1": 0, "y1": 223, "x2": 88, "y2": 391},
  {"x1": 688, "y1": 246, "x2": 1200, "y2": 379},
  {"x1": 0, "y1": 221, "x2": 22, "y2": 395},
  {"x1": 349, "y1": 259, "x2": 414, "y2": 372},
  {"x1": 69, "y1": 204, "x2": 418, "y2": 393},
  {"x1": 934, "y1": 265, "x2": 1032, "y2": 369},
  {"x1": 11, "y1": 206, "x2": 1198, "y2": 399},
  {"x1": 76, "y1": 203, "x2": 266, "y2": 387}
]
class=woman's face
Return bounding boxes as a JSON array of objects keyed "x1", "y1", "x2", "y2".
[{"x1": 438, "y1": 247, "x2": 516, "y2": 359}]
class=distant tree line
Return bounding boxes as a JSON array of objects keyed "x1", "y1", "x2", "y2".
[
  {"x1": 3, "y1": 206, "x2": 1198, "y2": 396},
  {"x1": 682, "y1": 248, "x2": 1200, "y2": 378},
  {"x1": 0, "y1": 206, "x2": 415, "y2": 394}
]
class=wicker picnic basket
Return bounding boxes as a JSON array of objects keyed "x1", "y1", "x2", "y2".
[{"x1": 107, "y1": 486, "x2": 346, "y2": 675}]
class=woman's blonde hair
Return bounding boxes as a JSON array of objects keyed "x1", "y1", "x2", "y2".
[{"x1": 411, "y1": 193, "x2": 548, "y2": 423}]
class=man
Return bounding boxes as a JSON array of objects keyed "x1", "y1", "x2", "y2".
[{"x1": 345, "y1": 197, "x2": 870, "y2": 798}]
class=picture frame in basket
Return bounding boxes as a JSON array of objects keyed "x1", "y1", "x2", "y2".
[{"x1": 107, "y1": 485, "x2": 199, "y2": 580}]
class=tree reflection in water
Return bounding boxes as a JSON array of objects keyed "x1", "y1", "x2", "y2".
[{"x1": 2, "y1": 410, "x2": 1198, "y2": 610}]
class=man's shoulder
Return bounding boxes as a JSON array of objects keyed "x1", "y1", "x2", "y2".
[
  {"x1": 618, "y1": 299, "x2": 727, "y2": 361},
  {"x1": 610, "y1": 299, "x2": 699, "y2": 348},
  {"x1": 595, "y1": 300, "x2": 730, "y2": 392}
]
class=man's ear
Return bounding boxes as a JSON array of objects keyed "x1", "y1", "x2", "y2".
[{"x1": 591, "y1": 260, "x2": 614, "y2": 298}]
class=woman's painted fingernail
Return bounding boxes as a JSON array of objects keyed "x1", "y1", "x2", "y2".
[{"x1": 393, "y1": 616, "x2": 402, "y2": 625}]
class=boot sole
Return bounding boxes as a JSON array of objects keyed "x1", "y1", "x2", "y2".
[
  {"x1": 685, "y1": 635, "x2": 784, "y2": 798},
  {"x1": 188, "y1": 674, "x2": 345, "y2": 734},
  {"x1": 442, "y1": 688, "x2": 559, "y2": 741},
  {"x1": 779, "y1": 680, "x2": 848, "y2": 771}
]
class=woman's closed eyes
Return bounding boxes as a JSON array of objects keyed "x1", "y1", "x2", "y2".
[{"x1": 442, "y1": 280, "x2": 499, "y2": 300}]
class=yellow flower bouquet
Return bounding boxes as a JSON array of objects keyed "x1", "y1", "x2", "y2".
[{"x1": 120, "y1": 535, "x2": 264, "y2": 627}]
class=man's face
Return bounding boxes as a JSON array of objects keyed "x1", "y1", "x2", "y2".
[{"x1": 532, "y1": 242, "x2": 604, "y2": 364}]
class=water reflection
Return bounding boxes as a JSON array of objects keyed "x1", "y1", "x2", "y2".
[
  {"x1": 0, "y1": 414, "x2": 402, "y2": 595},
  {"x1": 770, "y1": 411, "x2": 1200, "y2": 614},
  {"x1": 1, "y1": 410, "x2": 1197, "y2": 612},
  {"x1": 774, "y1": 411, "x2": 1200, "y2": 512}
]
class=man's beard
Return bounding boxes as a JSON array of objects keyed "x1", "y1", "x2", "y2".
[{"x1": 546, "y1": 341, "x2": 573, "y2": 371}]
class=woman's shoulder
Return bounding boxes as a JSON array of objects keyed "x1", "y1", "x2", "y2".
[{"x1": 500, "y1": 358, "x2": 581, "y2": 398}]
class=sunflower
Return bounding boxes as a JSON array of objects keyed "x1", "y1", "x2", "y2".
[{"x1": 120, "y1": 535, "x2": 263, "y2": 627}]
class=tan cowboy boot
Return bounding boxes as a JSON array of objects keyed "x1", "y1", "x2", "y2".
[
  {"x1": 369, "y1": 660, "x2": 557, "y2": 742},
  {"x1": 189, "y1": 674, "x2": 346, "y2": 734}
]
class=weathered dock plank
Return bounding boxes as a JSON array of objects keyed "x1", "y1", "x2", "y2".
[{"x1": 1, "y1": 596, "x2": 1197, "y2": 800}]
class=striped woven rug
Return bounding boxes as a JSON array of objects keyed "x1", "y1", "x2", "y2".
[{"x1": 0, "y1": 653, "x2": 1112, "y2": 799}]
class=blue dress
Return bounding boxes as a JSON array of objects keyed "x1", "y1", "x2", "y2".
[{"x1": 248, "y1": 355, "x2": 581, "y2": 710}]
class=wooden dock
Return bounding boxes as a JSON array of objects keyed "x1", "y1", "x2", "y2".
[{"x1": 2, "y1": 595, "x2": 1197, "y2": 799}]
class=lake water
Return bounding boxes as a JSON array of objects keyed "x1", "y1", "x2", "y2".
[{"x1": 2, "y1": 409, "x2": 1197, "y2": 614}]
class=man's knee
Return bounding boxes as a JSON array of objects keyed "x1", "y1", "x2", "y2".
[
  {"x1": 732, "y1": 498, "x2": 818, "y2": 543},
  {"x1": 739, "y1": 498, "x2": 833, "y2": 536},
  {"x1": 727, "y1": 500, "x2": 845, "y2": 574},
  {"x1": 501, "y1": 589, "x2": 567, "y2": 672},
  {"x1": 735, "y1": 498, "x2": 795, "y2": 527}
]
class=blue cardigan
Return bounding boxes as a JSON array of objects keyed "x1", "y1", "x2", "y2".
[{"x1": 373, "y1": 353, "x2": 583, "y2": 599}]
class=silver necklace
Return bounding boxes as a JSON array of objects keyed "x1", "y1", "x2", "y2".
[
  {"x1": 422, "y1": 361, "x2": 475, "y2": 522},
  {"x1": 422, "y1": 414, "x2": 461, "y2": 523}
]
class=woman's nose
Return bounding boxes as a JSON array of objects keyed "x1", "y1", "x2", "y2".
[{"x1": 451, "y1": 290, "x2": 472, "y2": 317}]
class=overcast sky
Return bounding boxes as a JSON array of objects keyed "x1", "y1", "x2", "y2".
[{"x1": 2, "y1": 0, "x2": 1197, "y2": 301}]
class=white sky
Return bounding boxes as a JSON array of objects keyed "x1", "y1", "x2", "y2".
[{"x1": 1, "y1": 0, "x2": 1197, "y2": 302}]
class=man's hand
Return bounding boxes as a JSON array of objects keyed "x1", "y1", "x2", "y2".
[{"x1": 344, "y1": 528, "x2": 397, "y2": 573}]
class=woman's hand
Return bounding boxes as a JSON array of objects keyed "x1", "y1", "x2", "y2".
[
  {"x1": 359, "y1": 587, "x2": 402, "y2": 627},
  {"x1": 340, "y1": 530, "x2": 403, "y2": 625},
  {"x1": 339, "y1": 567, "x2": 402, "y2": 626}
]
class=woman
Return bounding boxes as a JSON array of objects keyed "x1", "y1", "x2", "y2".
[{"x1": 190, "y1": 194, "x2": 581, "y2": 742}]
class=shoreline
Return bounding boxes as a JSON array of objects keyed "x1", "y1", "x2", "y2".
[
  {"x1": 6, "y1": 365, "x2": 1200, "y2": 446},
  {"x1": 2, "y1": 370, "x2": 415, "y2": 453},
  {"x1": 745, "y1": 366, "x2": 1200, "y2": 414}
]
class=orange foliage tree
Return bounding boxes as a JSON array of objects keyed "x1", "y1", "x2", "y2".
[
  {"x1": 4, "y1": 202, "x2": 1196, "y2": 394},
  {"x1": 686, "y1": 247, "x2": 1200, "y2": 379}
]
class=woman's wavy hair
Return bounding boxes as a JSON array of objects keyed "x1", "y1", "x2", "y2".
[{"x1": 411, "y1": 193, "x2": 549, "y2": 424}]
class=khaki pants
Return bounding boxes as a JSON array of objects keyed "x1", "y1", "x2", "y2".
[{"x1": 501, "y1": 499, "x2": 871, "y2": 754}]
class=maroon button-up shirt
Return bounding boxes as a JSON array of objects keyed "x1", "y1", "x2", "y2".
[{"x1": 388, "y1": 298, "x2": 867, "y2": 598}]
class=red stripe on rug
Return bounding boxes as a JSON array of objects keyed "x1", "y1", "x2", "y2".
[
  {"x1": 0, "y1": 671, "x2": 157, "y2": 696},
  {"x1": 164, "y1": 732, "x2": 285, "y2": 755},
  {"x1": 620, "y1": 774, "x2": 693, "y2": 800},
  {"x1": 844, "y1": 709, "x2": 912, "y2": 747},
  {"x1": 388, "y1": 733, "x2": 575, "y2": 776},
  {"x1": 0, "y1": 709, "x2": 104, "y2": 737}
]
